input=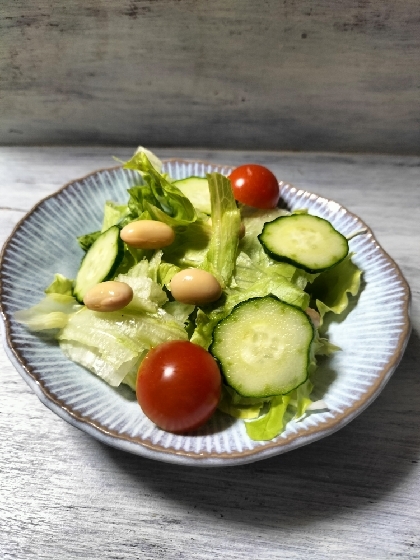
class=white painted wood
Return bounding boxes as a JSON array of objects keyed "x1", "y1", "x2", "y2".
[
  {"x1": 1, "y1": 148, "x2": 419, "y2": 559},
  {"x1": 1, "y1": 1, "x2": 419, "y2": 154}
]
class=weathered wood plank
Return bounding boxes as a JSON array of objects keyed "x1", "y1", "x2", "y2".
[
  {"x1": 1, "y1": 1, "x2": 419, "y2": 154},
  {"x1": 1, "y1": 148, "x2": 419, "y2": 559}
]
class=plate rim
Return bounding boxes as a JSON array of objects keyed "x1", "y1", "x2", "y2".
[{"x1": 0, "y1": 160, "x2": 412, "y2": 466}]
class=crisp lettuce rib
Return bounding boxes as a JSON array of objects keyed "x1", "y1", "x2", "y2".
[
  {"x1": 202, "y1": 172, "x2": 241, "y2": 288},
  {"x1": 59, "y1": 307, "x2": 188, "y2": 387}
]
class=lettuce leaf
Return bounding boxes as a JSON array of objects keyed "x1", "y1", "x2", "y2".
[
  {"x1": 245, "y1": 394, "x2": 292, "y2": 441},
  {"x1": 113, "y1": 253, "x2": 170, "y2": 313},
  {"x1": 218, "y1": 385, "x2": 265, "y2": 419},
  {"x1": 239, "y1": 206, "x2": 289, "y2": 263},
  {"x1": 77, "y1": 202, "x2": 129, "y2": 253},
  {"x1": 219, "y1": 375, "x2": 319, "y2": 441},
  {"x1": 242, "y1": 378, "x2": 317, "y2": 440},
  {"x1": 288, "y1": 379, "x2": 314, "y2": 420},
  {"x1": 123, "y1": 151, "x2": 197, "y2": 227},
  {"x1": 313, "y1": 336, "x2": 341, "y2": 356},
  {"x1": 163, "y1": 301, "x2": 195, "y2": 325},
  {"x1": 60, "y1": 340, "x2": 142, "y2": 389},
  {"x1": 101, "y1": 201, "x2": 130, "y2": 231},
  {"x1": 114, "y1": 274, "x2": 167, "y2": 314},
  {"x1": 232, "y1": 253, "x2": 310, "y2": 308},
  {"x1": 45, "y1": 273, "x2": 74, "y2": 296},
  {"x1": 77, "y1": 231, "x2": 101, "y2": 252},
  {"x1": 162, "y1": 219, "x2": 212, "y2": 269},
  {"x1": 14, "y1": 294, "x2": 82, "y2": 331},
  {"x1": 132, "y1": 146, "x2": 164, "y2": 174},
  {"x1": 121, "y1": 360, "x2": 146, "y2": 391},
  {"x1": 189, "y1": 308, "x2": 220, "y2": 349},
  {"x1": 310, "y1": 253, "x2": 362, "y2": 323},
  {"x1": 202, "y1": 173, "x2": 241, "y2": 288},
  {"x1": 227, "y1": 279, "x2": 309, "y2": 313},
  {"x1": 233, "y1": 251, "x2": 296, "y2": 288},
  {"x1": 158, "y1": 262, "x2": 181, "y2": 288}
]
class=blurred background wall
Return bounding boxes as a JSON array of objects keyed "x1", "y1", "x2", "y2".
[{"x1": 1, "y1": 0, "x2": 419, "y2": 154}]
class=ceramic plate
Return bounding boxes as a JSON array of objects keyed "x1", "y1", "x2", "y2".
[{"x1": 0, "y1": 161, "x2": 411, "y2": 466}]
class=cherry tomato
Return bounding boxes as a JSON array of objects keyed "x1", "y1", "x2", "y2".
[
  {"x1": 136, "y1": 340, "x2": 222, "y2": 433},
  {"x1": 229, "y1": 164, "x2": 280, "y2": 209}
]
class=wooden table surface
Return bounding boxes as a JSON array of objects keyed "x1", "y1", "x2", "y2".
[{"x1": 1, "y1": 147, "x2": 419, "y2": 559}]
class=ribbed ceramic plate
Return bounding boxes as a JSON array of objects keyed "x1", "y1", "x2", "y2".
[{"x1": 0, "y1": 161, "x2": 411, "y2": 466}]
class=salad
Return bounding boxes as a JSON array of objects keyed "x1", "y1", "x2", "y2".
[{"x1": 15, "y1": 148, "x2": 362, "y2": 441}]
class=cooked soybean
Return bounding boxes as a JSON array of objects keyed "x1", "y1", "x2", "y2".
[
  {"x1": 120, "y1": 220, "x2": 175, "y2": 249},
  {"x1": 170, "y1": 269, "x2": 222, "y2": 305},
  {"x1": 83, "y1": 281, "x2": 133, "y2": 312}
]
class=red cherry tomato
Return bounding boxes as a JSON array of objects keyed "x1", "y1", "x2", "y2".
[
  {"x1": 229, "y1": 164, "x2": 280, "y2": 209},
  {"x1": 136, "y1": 340, "x2": 222, "y2": 433}
]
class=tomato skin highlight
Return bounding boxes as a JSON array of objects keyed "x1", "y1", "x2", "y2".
[
  {"x1": 136, "y1": 340, "x2": 222, "y2": 433},
  {"x1": 229, "y1": 164, "x2": 280, "y2": 209}
]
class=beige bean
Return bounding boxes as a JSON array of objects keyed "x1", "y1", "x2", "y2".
[
  {"x1": 84, "y1": 281, "x2": 133, "y2": 312},
  {"x1": 120, "y1": 220, "x2": 175, "y2": 249},
  {"x1": 170, "y1": 269, "x2": 222, "y2": 305}
]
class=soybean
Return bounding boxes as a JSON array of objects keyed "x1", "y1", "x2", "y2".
[
  {"x1": 84, "y1": 281, "x2": 133, "y2": 312},
  {"x1": 120, "y1": 220, "x2": 175, "y2": 249},
  {"x1": 170, "y1": 269, "x2": 222, "y2": 305}
]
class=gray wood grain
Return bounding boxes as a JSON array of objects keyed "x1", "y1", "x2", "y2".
[
  {"x1": 1, "y1": 147, "x2": 420, "y2": 559},
  {"x1": 1, "y1": 1, "x2": 420, "y2": 154}
]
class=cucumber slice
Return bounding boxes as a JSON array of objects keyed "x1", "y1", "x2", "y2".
[
  {"x1": 210, "y1": 296, "x2": 314, "y2": 398},
  {"x1": 74, "y1": 226, "x2": 124, "y2": 303},
  {"x1": 172, "y1": 177, "x2": 211, "y2": 214},
  {"x1": 258, "y1": 214, "x2": 348, "y2": 273}
]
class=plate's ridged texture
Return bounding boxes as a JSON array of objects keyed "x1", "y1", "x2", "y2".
[{"x1": 0, "y1": 162, "x2": 411, "y2": 466}]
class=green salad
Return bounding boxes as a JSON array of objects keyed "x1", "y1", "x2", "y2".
[{"x1": 16, "y1": 148, "x2": 362, "y2": 441}]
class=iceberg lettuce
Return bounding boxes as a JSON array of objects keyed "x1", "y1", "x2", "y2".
[
  {"x1": 202, "y1": 173, "x2": 241, "y2": 288},
  {"x1": 44, "y1": 273, "x2": 74, "y2": 296},
  {"x1": 310, "y1": 253, "x2": 362, "y2": 324},
  {"x1": 162, "y1": 219, "x2": 212, "y2": 269},
  {"x1": 59, "y1": 306, "x2": 188, "y2": 387},
  {"x1": 14, "y1": 293, "x2": 82, "y2": 331}
]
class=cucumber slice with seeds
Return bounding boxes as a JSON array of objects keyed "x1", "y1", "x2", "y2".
[
  {"x1": 74, "y1": 226, "x2": 124, "y2": 303},
  {"x1": 258, "y1": 214, "x2": 348, "y2": 273},
  {"x1": 210, "y1": 296, "x2": 314, "y2": 398}
]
